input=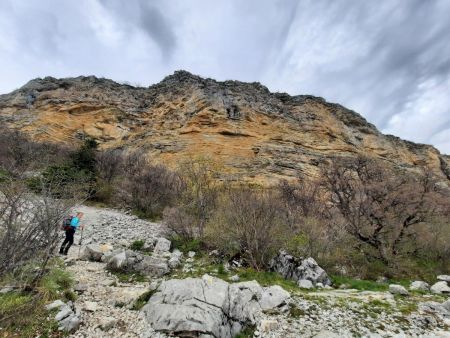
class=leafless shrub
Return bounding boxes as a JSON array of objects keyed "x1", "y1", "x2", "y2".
[
  {"x1": 120, "y1": 152, "x2": 184, "y2": 218},
  {"x1": 175, "y1": 158, "x2": 219, "y2": 238},
  {"x1": 0, "y1": 178, "x2": 83, "y2": 287},
  {"x1": 163, "y1": 207, "x2": 197, "y2": 239},
  {"x1": 95, "y1": 149, "x2": 124, "y2": 184},
  {"x1": 206, "y1": 187, "x2": 289, "y2": 270},
  {"x1": 0, "y1": 127, "x2": 70, "y2": 178}
]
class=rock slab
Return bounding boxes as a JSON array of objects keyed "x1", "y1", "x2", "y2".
[{"x1": 142, "y1": 274, "x2": 290, "y2": 338}]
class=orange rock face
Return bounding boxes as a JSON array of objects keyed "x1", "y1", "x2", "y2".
[{"x1": 1, "y1": 71, "x2": 449, "y2": 186}]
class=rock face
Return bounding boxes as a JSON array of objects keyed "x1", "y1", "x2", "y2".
[
  {"x1": 142, "y1": 274, "x2": 290, "y2": 338},
  {"x1": 269, "y1": 251, "x2": 331, "y2": 286},
  {"x1": 1, "y1": 71, "x2": 449, "y2": 186}
]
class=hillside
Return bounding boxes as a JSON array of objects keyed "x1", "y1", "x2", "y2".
[{"x1": 1, "y1": 70, "x2": 449, "y2": 185}]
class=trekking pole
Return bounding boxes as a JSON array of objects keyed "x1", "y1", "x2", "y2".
[{"x1": 78, "y1": 226, "x2": 85, "y2": 258}]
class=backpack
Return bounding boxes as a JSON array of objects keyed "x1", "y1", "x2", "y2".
[{"x1": 62, "y1": 216, "x2": 73, "y2": 231}]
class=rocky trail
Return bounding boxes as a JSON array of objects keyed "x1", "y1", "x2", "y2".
[
  {"x1": 63, "y1": 205, "x2": 164, "y2": 338},
  {"x1": 48, "y1": 205, "x2": 450, "y2": 338}
]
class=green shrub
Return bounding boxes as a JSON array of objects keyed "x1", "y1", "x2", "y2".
[
  {"x1": 237, "y1": 268, "x2": 298, "y2": 292},
  {"x1": 132, "y1": 289, "x2": 157, "y2": 310},
  {"x1": 331, "y1": 275, "x2": 389, "y2": 291},
  {"x1": 39, "y1": 268, "x2": 74, "y2": 299},
  {"x1": 130, "y1": 240, "x2": 145, "y2": 251},
  {"x1": 171, "y1": 235, "x2": 202, "y2": 253},
  {"x1": 234, "y1": 326, "x2": 255, "y2": 338}
]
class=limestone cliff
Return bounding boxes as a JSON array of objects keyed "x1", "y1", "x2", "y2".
[{"x1": 1, "y1": 70, "x2": 449, "y2": 185}]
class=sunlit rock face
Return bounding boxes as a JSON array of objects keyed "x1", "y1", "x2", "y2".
[{"x1": 1, "y1": 70, "x2": 449, "y2": 185}]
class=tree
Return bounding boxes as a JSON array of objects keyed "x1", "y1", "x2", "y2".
[
  {"x1": 321, "y1": 155, "x2": 446, "y2": 265},
  {"x1": 177, "y1": 158, "x2": 219, "y2": 238}
]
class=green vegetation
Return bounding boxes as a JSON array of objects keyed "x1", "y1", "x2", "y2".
[
  {"x1": 331, "y1": 275, "x2": 390, "y2": 291},
  {"x1": 131, "y1": 289, "x2": 158, "y2": 310},
  {"x1": 39, "y1": 267, "x2": 74, "y2": 299},
  {"x1": 237, "y1": 268, "x2": 298, "y2": 292},
  {"x1": 0, "y1": 262, "x2": 74, "y2": 337},
  {"x1": 288, "y1": 303, "x2": 305, "y2": 318},
  {"x1": 110, "y1": 270, "x2": 147, "y2": 283},
  {"x1": 171, "y1": 236, "x2": 203, "y2": 253},
  {"x1": 130, "y1": 240, "x2": 145, "y2": 251},
  {"x1": 234, "y1": 326, "x2": 255, "y2": 338}
]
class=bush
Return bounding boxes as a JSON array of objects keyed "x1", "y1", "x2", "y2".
[
  {"x1": 170, "y1": 235, "x2": 203, "y2": 253},
  {"x1": 163, "y1": 158, "x2": 220, "y2": 240},
  {"x1": 130, "y1": 240, "x2": 145, "y2": 251},
  {"x1": 163, "y1": 207, "x2": 197, "y2": 240},
  {"x1": 28, "y1": 164, "x2": 93, "y2": 198},
  {"x1": 120, "y1": 153, "x2": 184, "y2": 219},
  {"x1": 206, "y1": 188, "x2": 289, "y2": 270}
]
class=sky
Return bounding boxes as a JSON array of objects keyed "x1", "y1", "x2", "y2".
[{"x1": 1, "y1": 0, "x2": 449, "y2": 154}]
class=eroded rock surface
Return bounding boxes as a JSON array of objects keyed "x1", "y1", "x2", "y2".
[
  {"x1": 1, "y1": 71, "x2": 449, "y2": 186},
  {"x1": 142, "y1": 274, "x2": 290, "y2": 338},
  {"x1": 270, "y1": 251, "x2": 331, "y2": 287}
]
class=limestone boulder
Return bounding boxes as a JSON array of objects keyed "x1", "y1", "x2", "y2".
[
  {"x1": 437, "y1": 275, "x2": 450, "y2": 282},
  {"x1": 106, "y1": 250, "x2": 170, "y2": 277},
  {"x1": 153, "y1": 237, "x2": 171, "y2": 254},
  {"x1": 389, "y1": 284, "x2": 409, "y2": 296},
  {"x1": 410, "y1": 281, "x2": 430, "y2": 292},
  {"x1": 270, "y1": 251, "x2": 331, "y2": 286},
  {"x1": 430, "y1": 281, "x2": 450, "y2": 294},
  {"x1": 80, "y1": 244, "x2": 112, "y2": 262},
  {"x1": 142, "y1": 274, "x2": 290, "y2": 338}
]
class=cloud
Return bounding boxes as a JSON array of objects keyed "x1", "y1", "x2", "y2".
[
  {"x1": 0, "y1": 0, "x2": 449, "y2": 153},
  {"x1": 99, "y1": 0, "x2": 176, "y2": 60}
]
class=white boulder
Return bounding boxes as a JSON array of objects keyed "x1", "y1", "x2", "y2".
[
  {"x1": 430, "y1": 281, "x2": 450, "y2": 294},
  {"x1": 153, "y1": 237, "x2": 171, "y2": 254},
  {"x1": 298, "y1": 279, "x2": 314, "y2": 289},
  {"x1": 389, "y1": 284, "x2": 409, "y2": 296},
  {"x1": 437, "y1": 275, "x2": 450, "y2": 282},
  {"x1": 410, "y1": 281, "x2": 430, "y2": 292}
]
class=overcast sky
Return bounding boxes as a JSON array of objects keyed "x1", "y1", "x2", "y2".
[{"x1": 1, "y1": 0, "x2": 449, "y2": 154}]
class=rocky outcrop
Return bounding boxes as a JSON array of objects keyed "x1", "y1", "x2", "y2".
[
  {"x1": 80, "y1": 243, "x2": 113, "y2": 261},
  {"x1": 1, "y1": 71, "x2": 448, "y2": 186},
  {"x1": 46, "y1": 300, "x2": 81, "y2": 332},
  {"x1": 142, "y1": 274, "x2": 290, "y2": 338},
  {"x1": 269, "y1": 251, "x2": 331, "y2": 287},
  {"x1": 105, "y1": 249, "x2": 172, "y2": 277}
]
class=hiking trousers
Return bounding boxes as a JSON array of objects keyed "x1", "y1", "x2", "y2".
[{"x1": 60, "y1": 228, "x2": 75, "y2": 254}]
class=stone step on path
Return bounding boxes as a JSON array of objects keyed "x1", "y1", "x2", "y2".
[{"x1": 62, "y1": 205, "x2": 167, "y2": 338}]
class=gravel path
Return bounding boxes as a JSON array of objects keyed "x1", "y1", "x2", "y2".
[{"x1": 62, "y1": 205, "x2": 166, "y2": 338}]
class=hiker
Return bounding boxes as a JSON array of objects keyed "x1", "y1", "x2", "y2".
[{"x1": 59, "y1": 212, "x2": 84, "y2": 255}]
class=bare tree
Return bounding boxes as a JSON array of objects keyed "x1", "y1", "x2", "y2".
[
  {"x1": 321, "y1": 155, "x2": 446, "y2": 264},
  {"x1": 0, "y1": 171, "x2": 85, "y2": 288}
]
